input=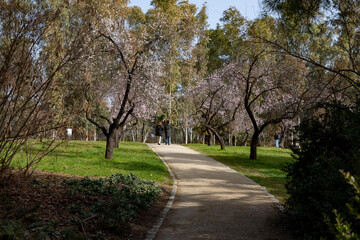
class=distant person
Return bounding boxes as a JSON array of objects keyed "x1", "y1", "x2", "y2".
[
  {"x1": 164, "y1": 122, "x2": 171, "y2": 145},
  {"x1": 155, "y1": 122, "x2": 163, "y2": 145},
  {"x1": 274, "y1": 132, "x2": 280, "y2": 148}
]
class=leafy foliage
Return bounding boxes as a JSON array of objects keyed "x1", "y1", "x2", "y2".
[
  {"x1": 0, "y1": 219, "x2": 26, "y2": 240},
  {"x1": 330, "y1": 172, "x2": 360, "y2": 240},
  {"x1": 62, "y1": 173, "x2": 161, "y2": 229},
  {"x1": 0, "y1": 0, "x2": 91, "y2": 176},
  {"x1": 284, "y1": 101, "x2": 360, "y2": 239},
  {"x1": 0, "y1": 172, "x2": 162, "y2": 239}
]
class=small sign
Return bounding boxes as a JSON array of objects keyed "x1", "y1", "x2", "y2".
[{"x1": 66, "y1": 128, "x2": 72, "y2": 136}]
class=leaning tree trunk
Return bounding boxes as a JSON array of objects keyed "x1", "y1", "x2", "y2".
[
  {"x1": 217, "y1": 135, "x2": 226, "y2": 150},
  {"x1": 206, "y1": 129, "x2": 213, "y2": 146},
  {"x1": 212, "y1": 130, "x2": 226, "y2": 150},
  {"x1": 206, "y1": 125, "x2": 226, "y2": 150},
  {"x1": 244, "y1": 136, "x2": 249, "y2": 146}
]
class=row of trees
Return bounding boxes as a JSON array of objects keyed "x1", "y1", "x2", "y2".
[
  {"x1": 187, "y1": 8, "x2": 345, "y2": 160},
  {"x1": 0, "y1": 0, "x2": 211, "y2": 171},
  {"x1": 2, "y1": 0, "x2": 359, "y2": 166},
  {"x1": 1, "y1": 0, "x2": 359, "y2": 237}
]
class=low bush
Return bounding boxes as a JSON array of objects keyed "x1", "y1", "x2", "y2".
[
  {"x1": 0, "y1": 219, "x2": 26, "y2": 240},
  {"x1": 62, "y1": 173, "x2": 161, "y2": 229},
  {"x1": 284, "y1": 101, "x2": 360, "y2": 239},
  {"x1": 330, "y1": 172, "x2": 360, "y2": 240}
]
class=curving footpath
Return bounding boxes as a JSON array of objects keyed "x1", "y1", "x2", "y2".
[{"x1": 149, "y1": 144, "x2": 295, "y2": 240}]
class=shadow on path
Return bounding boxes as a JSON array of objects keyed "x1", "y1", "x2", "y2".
[{"x1": 150, "y1": 144, "x2": 295, "y2": 240}]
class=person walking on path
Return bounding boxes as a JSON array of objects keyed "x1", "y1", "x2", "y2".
[
  {"x1": 164, "y1": 122, "x2": 171, "y2": 145},
  {"x1": 274, "y1": 132, "x2": 280, "y2": 148},
  {"x1": 155, "y1": 122, "x2": 164, "y2": 145}
]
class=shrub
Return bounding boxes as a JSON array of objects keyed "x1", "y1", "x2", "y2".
[
  {"x1": 331, "y1": 172, "x2": 360, "y2": 240},
  {"x1": 0, "y1": 219, "x2": 26, "y2": 240},
  {"x1": 284, "y1": 101, "x2": 360, "y2": 239},
  {"x1": 62, "y1": 173, "x2": 161, "y2": 229}
]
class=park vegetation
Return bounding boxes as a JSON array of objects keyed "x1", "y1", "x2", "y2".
[{"x1": 1, "y1": 0, "x2": 360, "y2": 239}]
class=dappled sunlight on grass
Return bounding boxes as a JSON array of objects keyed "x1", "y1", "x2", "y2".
[
  {"x1": 185, "y1": 144, "x2": 293, "y2": 204},
  {"x1": 12, "y1": 141, "x2": 170, "y2": 182}
]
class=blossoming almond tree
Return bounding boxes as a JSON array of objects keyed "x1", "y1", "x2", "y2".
[
  {"x1": 234, "y1": 47, "x2": 310, "y2": 159},
  {"x1": 83, "y1": 3, "x2": 167, "y2": 159},
  {"x1": 189, "y1": 65, "x2": 243, "y2": 150}
]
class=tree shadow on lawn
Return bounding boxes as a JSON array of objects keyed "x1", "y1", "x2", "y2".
[
  {"x1": 48, "y1": 143, "x2": 154, "y2": 159},
  {"x1": 208, "y1": 153, "x2": 292, "y2": 171},
  {"x1": 97, "y1": 159, "x2": 167, "y2": 173}
]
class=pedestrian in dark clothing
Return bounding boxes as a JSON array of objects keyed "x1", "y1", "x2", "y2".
[
  {"x1": 155, "y1": 122, "x2": 163, "y2": 145},
  {"x1": 164, "y1": 123, "x2": 171, "y2": 145}
]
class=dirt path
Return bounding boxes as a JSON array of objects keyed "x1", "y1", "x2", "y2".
[{"x1": 149, "y1": 144, "x2": 295, "y2": 240}]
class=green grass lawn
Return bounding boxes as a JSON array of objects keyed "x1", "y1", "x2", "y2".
[
  {"x1": 185, "y1": 144, "x2": 294, "y2": 204},
  {"x1": 12, "y1": 140, "x2": 170, "y2": 182}
]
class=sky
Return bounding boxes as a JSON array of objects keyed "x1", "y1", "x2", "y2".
[{"x1": 128, "y1": 0, "x2": 263, "y2": 29}]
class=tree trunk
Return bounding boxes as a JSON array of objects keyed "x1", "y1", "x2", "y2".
[
  {"x1": 131, "y1": 130, "x2": 136, "y2": 142},
  {"x1": 263, "y1": 133, "x2": 267, "y2": 147},
  {"x1": 114, "y1": 129, "x2": 120, "y2": 148},
  {"x1": 218, "y1": 135, "x2": 226, "y2": 150},
  {"x1": 280, "y1": 124, "x2": 287, "y2": 148},
  {"x1": 241, "y1": 131, "x2": 249, "y2": 146},
  {"x1": 142, "y1": 131, "x2": 148, "y2": 143},
  {"x1": 206, "y1": 125, "x2": 226, "y2": 150},
  {"x1": 141, "y1": 122, "x2": 145, "y2": 142},
  {"x1": 105, "y1": 133, "x2": 116, "y2": 159},
  {"x1": 190, "y1": 127, "x2": 193, "y2": 143},
  {"x1": 250, "y1": 132, "x2": 260, "y2": 160},
  {"x1": 181, "y1": 127, "x2": 186, "y2": 144},
  {"x1": 207, "y1": 129, "x2": 213, "y2": 146}
]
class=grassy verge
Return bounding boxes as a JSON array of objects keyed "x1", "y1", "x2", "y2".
[
  {"x1": 185, "y1": 144, "x2": 294, "y2": 204},
  {"x1": 12, "y1": 140, "x2": 170, "y2": 182}
]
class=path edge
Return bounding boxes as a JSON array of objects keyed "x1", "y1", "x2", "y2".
[{"x1": 145, "y1": 144, "x2": 178, "y2": 240}]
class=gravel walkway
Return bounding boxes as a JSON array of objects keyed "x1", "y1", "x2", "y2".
[{"x1": 149, "y1": 144, "x2": 295, "y2": 240}]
